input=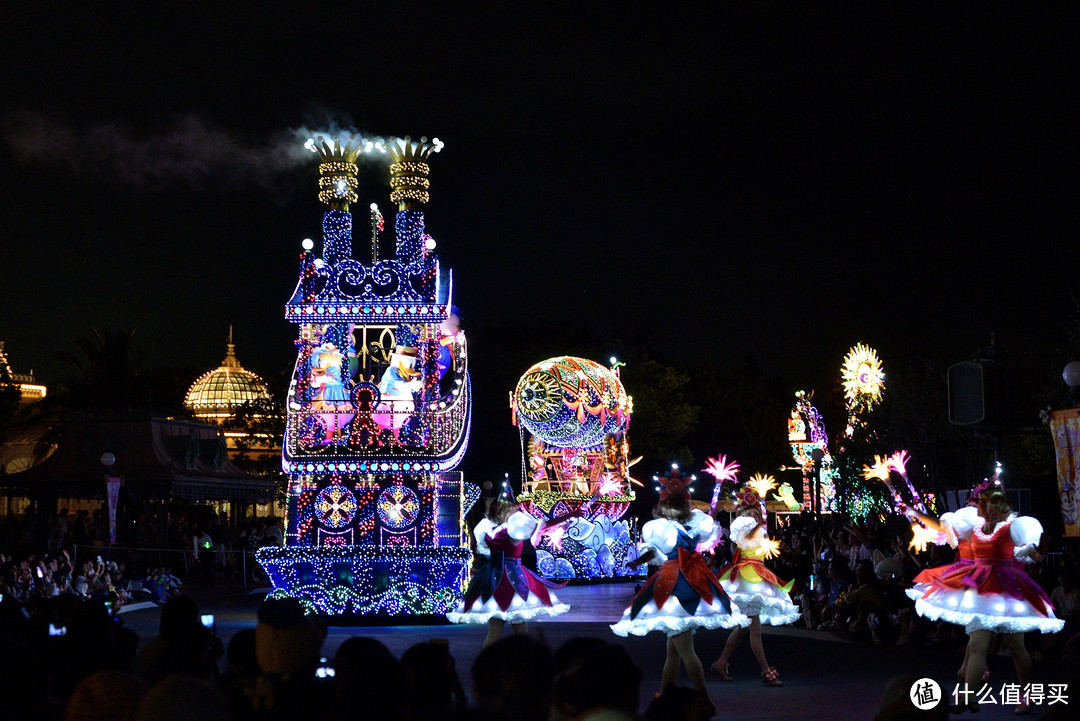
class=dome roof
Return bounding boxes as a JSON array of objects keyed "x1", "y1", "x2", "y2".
[{"x1": 185, "y1": 330, "x2": 272, "y2": 418}]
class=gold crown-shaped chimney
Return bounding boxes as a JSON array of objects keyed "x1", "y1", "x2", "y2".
[
  {"x1": 388, "y1": 136, "x2": 443, "y2": 210},
  {"x1": 311, "y1": 137, "x2": 364, "y2": 210}
]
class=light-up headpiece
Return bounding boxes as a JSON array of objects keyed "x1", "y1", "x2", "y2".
[{"x1": 658, "y1": 469, "x2": 692, "y2": 502}]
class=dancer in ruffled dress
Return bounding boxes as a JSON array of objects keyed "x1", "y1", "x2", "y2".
[
  {"x1": 710, "y1": 475, "x2": 799, "y2": 687},
  {"x1": 611, "y1": 474, "x2": 748, "y2": 702},
  {"x1": 906, "y1": 488, "x2": 1062, "y2": 714},
  {"x1": 907, "y1": 478, "x2": 986, "y2": 684},
  {"x1": 447, "y1": 485, "x2": 579, "y2": 648}
]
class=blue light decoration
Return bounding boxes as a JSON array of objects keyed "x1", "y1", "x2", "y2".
[
  {"x1": 510, "y1": 356, "x2": 640, "y2": 581},
  {"x1": 259, "y1": 135, "x2": 476, "y2": 617}
]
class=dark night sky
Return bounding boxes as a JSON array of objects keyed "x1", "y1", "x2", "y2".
[{"x1": 1, "y1": 5, "x2": 1076, "y2": 462}]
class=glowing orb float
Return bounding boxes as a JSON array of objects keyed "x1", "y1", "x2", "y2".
[{"x1": 513, "y1": 356, "x2": 630, "y2": 448}]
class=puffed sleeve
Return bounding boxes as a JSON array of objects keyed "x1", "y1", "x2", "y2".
[
  {"x1": 505, "y1": 511, "x2": 539, "y2": 541},
  {"x1": 1011, "y1": 516, "x2": 1044, "y2": 561},
  {"x1": 641, "y1": 518, "x2": 679, "y2": 562},
  {"x1": 728, "y1": 515, "x2": 760, "y2": 549},
  {"x1": 473, "y1": 518, "x2": 494, "y2": 556},
  {"x1": 686, "y1": 509, "x2": 720, "y2": 549},
  {"x1": 942, "y1": 506, "x2": 981, "y2": 543}
]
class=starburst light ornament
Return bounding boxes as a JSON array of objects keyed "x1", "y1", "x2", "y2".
[
  {"x1": 759, "y1": 537, "x2": 782, "y2": 560},
  {"x1": 542, "y1": 524, "x2": 568, "y2": 551},
  {"x1": 841, "y1": 343, "x2": 884, "y2": 413},
  {"x1": 908, "y1": 522, "x2": 942, "y2": 554},
  {"x1": 703, "y1": 453, "x2": 741, "y2": 514},
  {"x1": 862, "y1": 456, "x2": 893, "y2": 482}
]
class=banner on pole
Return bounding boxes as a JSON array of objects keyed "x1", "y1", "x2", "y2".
[
  {"x1": 106, "y1": 476, "x2": 122, "y2": 545},
  {"x1": 1049, "y1": 409, "x2": 1080, "y2": 537}
]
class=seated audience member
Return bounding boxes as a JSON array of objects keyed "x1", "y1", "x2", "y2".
[
  {"x1": 644, "y1": 685, "x2": 714, "y2": 721},
  {"x1": 248, "y1": 598, "x2": 332, "y2": 720},
  {"x1": 133, "y1": 596, "x2": 220, "y2": 684},
  {"x1": 472, "y1": 635, "x2": 555, "y2": 721},
  {"x1": 135, "y1": 676, "x2": 230, "y2": 721},
  {"x1": 401, "y1": 639, "x2": 466, "y2": 718},
  {"x1": 65, "y1": 669, "x2": 147, "y2": 721}
]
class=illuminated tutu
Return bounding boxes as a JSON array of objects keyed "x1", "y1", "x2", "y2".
[
  {"x1": 611, "y1": 510, "x2": 749, "y2": 637},
  {"x1": 447, "y1": 512, "x2": 569, "y2": 624},
  {"x1": 909, "y1": 506, "x2": 980, "y2": 589},
  {"x1": 716, "y1": 515, "x2": 799, "y2": 625},
  {"x1": 907, "y1": 512, "x2": 1064, "y2": 635}
]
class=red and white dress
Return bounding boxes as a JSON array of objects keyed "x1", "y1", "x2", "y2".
[
  {"x1": 906, "y1": 513, "x2": 1064, "y2": 634},
  {"x1": 447, "y1": 512, "x2": 569, "y2": 624},
  {"x1": 715, "y1": 516, "x2": 799, "y2": 625},
  {"x1": 908, "y1": 506, "x2": 980, "y2": 590},
  {"x1": 611, "y1": 509, "x2": 749, "y2": 637}
]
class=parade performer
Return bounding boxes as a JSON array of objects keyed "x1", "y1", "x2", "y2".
[
  {"x1": 447, "y1": 484, "x2": 582, "y2": 648},
  {"x1": 906, "y1": 488, "x2": 1063, "y2": 714},
  {"x1": 710, "y1": 474, "x2": 799, "y2": 687},
  {"x1": 611, "y1": 473, "x2": 748, "y2": 703},
  {"x1": 907, "y1": 478, "x2": 987, "y2": 684}
]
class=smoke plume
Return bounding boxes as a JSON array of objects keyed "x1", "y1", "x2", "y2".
[{"x1": 0, "y1": 109, "x2": 392, "y2": 195}]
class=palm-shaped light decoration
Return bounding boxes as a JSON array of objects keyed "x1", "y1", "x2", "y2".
[{"x1": 702, "y1": 454, "x2": 740, "y2": 514}]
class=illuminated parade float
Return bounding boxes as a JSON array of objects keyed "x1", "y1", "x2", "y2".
[
  {"x1": 257, "y1": 135, "x2": 476, "y2": 616},
  {"x1": 785, "y1": 344, "x2": 885, "y2": 517},
  {"x1": 787, "y1": 390, "x2": 839, "y2": 513},
  {"x1": 511, "y1": 356, "x2": 640, "y2": 580}
]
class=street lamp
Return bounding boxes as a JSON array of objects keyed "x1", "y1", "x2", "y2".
[
  {"x1": 810, "y1": 448, "x2": 825, "y2": 516},
  {"x1": 1064, "y1": 361, "x2": 1080, "y2": 389}
]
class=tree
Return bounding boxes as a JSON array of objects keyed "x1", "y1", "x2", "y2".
[
  {"x1": 220, "y1": 399, "x2": 288, "y2": 504},
  {"x1": 619, "y1": 356, "x2": 699, "y2": 467},
  {"x1": 50, "y1": 327, "x2": 151, "y2": 417}
]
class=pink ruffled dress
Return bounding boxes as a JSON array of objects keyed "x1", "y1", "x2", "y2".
[{"x1": 907, "y1": 512, "x2": 1064, "y2": 634}]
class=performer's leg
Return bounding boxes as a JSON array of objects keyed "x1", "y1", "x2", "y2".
[
  {"x1": 712, "y1": 623, "x2": 747, "y2": 678},
  {"x1": 511, "y1": 622, "x2": 528, "y2": 635},
  {"x1": 483, "y1": 618, "x2": 505, "y2": 649},
  {"x1": 964, "y1": 630, "x2": 993, "y2": 691},
  {"x1": 958, "y1": 641, "x2": 971, "y2": 680},
  {"x1": 748, "y1": 616, "x2": 769, "y2": 671},
  {"x1": 671, "y1": 630, "x2": 707, "y2": 694},
  {"x1": 1003, "y1": 632, "x2": 1032, "y2": 689},
  {"x1": 660, "y1": 637, "x2": 681, "y2": 693}
]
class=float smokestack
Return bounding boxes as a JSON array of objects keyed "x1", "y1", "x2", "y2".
[{"x1": 387, "y1": 136, "x2": 442, "y2": 211}]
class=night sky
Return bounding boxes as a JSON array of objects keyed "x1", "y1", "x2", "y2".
[{"x1": 1, "y1": 5, "x2": 1076, "y2": 474}]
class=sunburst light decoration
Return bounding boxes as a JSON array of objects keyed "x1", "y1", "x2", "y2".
[
  {"x1": 746, "y1": 473, "x2": 778, "y2": 518},
  {"x1": 747, "y1": 473, "x2": 778, "y2": 498},
  {"x1": 841, "y1": 343, "x2": 884, "y2": 414}
]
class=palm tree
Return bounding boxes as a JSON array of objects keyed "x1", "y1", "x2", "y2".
[{"x1": 52, "y1": 327, "x2": 151, "y2": 417}]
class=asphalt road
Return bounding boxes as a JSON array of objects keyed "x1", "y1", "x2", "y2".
[{"x1": 118, "y1": 582, "x2": 1077, "y2": 720}]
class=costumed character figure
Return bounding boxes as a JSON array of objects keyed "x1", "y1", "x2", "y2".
[
  {"x1": 710, "y1": 474, "x2": 798, "y2": 687},
  {"x1": 611, "y1": 473, "x2": 748, "y2": 707},
  {"x1": 447, "y1": 484, "x2": 586, "y2": 648},
  {"x1": 436, "y1": 307, "x2": 461, "y2": 382},
  {"x1": 309, "y1": 342, "x2": 353, "y2": 444},
  {"x1": 905, "y1": 488, "x2": 1063, "y2": 714},
  {"x1": 373, "y1": 343, "x2": 424, "y2": 442}
]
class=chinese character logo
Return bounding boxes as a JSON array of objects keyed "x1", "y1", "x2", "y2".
[{"x1": 910, "y1": 678, "x2": 941, "y2": 711}]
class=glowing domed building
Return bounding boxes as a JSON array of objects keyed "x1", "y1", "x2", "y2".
[
  {"x1": 0, "y1": 341, "x2": 47, "y2": 407},
  {"x1": 185, "y1": 328, "x2": 272, "y2": 421}
]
